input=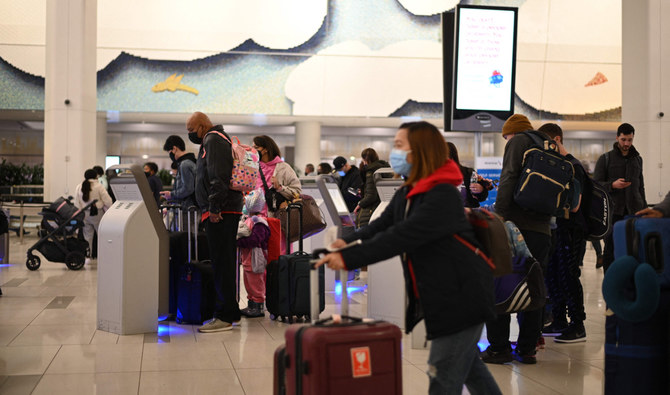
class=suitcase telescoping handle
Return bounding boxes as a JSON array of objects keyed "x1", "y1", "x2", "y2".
[
  {"x1": 186, "y1": 206, "x2": 199, "y2": 263},
  {"x1": 310, "y1": 241, "x2": 362, "y2": 323},
  {"x1": 286, "y1": 202, "x2": 303, "y2": 252}
]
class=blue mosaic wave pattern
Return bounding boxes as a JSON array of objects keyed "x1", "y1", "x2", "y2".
[{"x1": 0, "y1": 0, "x2": 442, "y2": 116}]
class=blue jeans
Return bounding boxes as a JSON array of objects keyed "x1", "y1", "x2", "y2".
[{"x1": 427, "y1": 324, "x2": 502, "y2": 395}]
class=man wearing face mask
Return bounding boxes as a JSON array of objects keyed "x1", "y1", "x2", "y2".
[
  {"x1": 187, "y1": 111, "x2": 244, "y2": 332},
  {"x1": 333, "y1": 156, "x2": 363, "y2": 213},
  {"x1": 161, "y1": 135, "x2": 197, "y2": 209}
]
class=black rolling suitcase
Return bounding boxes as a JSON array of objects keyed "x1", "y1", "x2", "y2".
[
  {"x1": 165, "y1": 205, "x2": 210, "y2": 318},
  {"x1": 266, "y1": 202, "x2": 325, "y2": 322},
  {"x1": 175, "y1": 208, "x2": 216, "y2": 325}
]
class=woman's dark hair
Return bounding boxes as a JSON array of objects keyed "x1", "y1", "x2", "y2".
[
  {"x1": 403, "y1": 122, "x2": 449, "y2": 186},
  {"x1": 93, "y1": 165, "x2": 104, "y2": 176},
  {"x1": 163, "y1": 135, "x2": 186, "y2": 152},
  {"x1": 82, "y1": 169, "x2": 98, "y2": 202},
  {"x1": 361, "y1": 148, "x2": 379, "y2": 164},
  {"x1": 253, "y1": 135, "x2": 281, "y2": 160},
  {"x1": 317, "y1": 162, "x2": 332, "y2": 174},
  {"x1": 446, "y1": 142, "x2": 461, "y2": 167}
]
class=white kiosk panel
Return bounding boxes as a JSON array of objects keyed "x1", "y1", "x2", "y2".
[
  {"x1": 97, "y1": 165, "x2": 168, "y2": 335},
  {"x1": 367, "y1": 169, "x2": 428, "y2": 348}
]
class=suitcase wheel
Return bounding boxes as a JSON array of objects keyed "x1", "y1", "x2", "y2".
[{"x1": 270, "y1": 314, "x2": 277, "y2": 321}]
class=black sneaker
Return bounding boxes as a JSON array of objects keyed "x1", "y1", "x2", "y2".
[
  {"x1": 512, "y1": 350, "x2": 537, "y2": 364},
  {"x1": 554, "y1": 325, "x2": 586, "y2": 343},
  {"x1": 480, "y1": 347, "x2": 513, "y2": 364},
  {"x1": 542, "y1": 322, "x2": 568, "y2": 336}
]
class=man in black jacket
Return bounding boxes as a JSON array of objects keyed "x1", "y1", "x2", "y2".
[
  {"x1": 333, "y1": 156, "x2": 363, "y2": 213},
  {"x1": 593, "y1": 123, "x2": 646, "y2": 271},
  {"x1": 481, "y1": 114, "x2": 553, "y2": 365},
  {"x1": 187, "y1": 111, "x2": 243, "y2": 332}
]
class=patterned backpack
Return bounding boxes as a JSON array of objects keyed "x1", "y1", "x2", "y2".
[{"x1": 206, "y1": 131, "x2": 259, "y2": 193}]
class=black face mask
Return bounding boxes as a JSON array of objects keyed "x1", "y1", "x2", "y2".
[
  {"x1": 169, "y1": 152, "x2": 176, "y2": 162},
  {"x1": 145, "y1": 172, "x2": 151, "y2": 177},
  {"x1": 188, "y1": 132, "x2": 203, "y2": 145}
]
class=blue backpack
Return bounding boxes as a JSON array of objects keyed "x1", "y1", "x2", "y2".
[{"x1": 514, "y1": 131, "x2": 576, "y2": 217}]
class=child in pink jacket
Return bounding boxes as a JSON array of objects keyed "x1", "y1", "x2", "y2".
[{"x1": 238, "y1": 190, "x2": 270, "y2": 317}]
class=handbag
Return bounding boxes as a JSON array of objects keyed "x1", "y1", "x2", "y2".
[
  {"x1": 277, "y1": 194, "x2": 327, "y2": 243},
  {"x1": 258, "y1": 166, "x2": 287, "y2": 213}
]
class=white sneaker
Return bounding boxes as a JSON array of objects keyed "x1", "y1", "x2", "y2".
[
  {"x1": 85, "y1": 258, "x2": 91, "y2": 265},
  {"x1": 197, "y1": 318, "x2": 233, "y2": 333}
]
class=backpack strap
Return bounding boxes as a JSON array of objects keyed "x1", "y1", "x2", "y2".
[
  {"x1": 201, "y1": 130, "x2": 231, "y2": 158},
  {"x1": 520, "y1": 130, "x2": 558, "y2": 152},
  {"x1": 453, "y1": 234, "x2": 496, "y2": 271}
]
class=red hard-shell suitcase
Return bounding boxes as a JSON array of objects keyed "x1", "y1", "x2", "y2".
[{"x1": 275, "y1": 247, "x2": 403, "y2": 395}]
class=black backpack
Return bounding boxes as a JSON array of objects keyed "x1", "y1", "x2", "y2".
[
  {"x1": 578, "y1": 170, "x2": 613, "y2": 240},
  {"x1": 513, "y1": 131, "x2": 575, "y2": 216}
]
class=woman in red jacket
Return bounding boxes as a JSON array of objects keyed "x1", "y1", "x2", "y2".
[{"x1": 315, "y1": 122, "x2": 501, "y2": 395}]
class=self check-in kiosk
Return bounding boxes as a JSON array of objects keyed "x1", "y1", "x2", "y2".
[
  {"x1": 367, "y1": 168, "x2": 428, "y2": 348},
  {"x1": 315, "y1": 175, "x2": 358, "y2": 312},
  {"x1": 97, "y1": 164, "x2": 169, "y2": 335},
  {"x1": 299, "y1": 176, "x2": 339, "y2": 291}
]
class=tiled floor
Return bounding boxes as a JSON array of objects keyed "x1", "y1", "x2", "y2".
[{"x1": 0, "y1": 233, "x2": 606, "y2": 394}]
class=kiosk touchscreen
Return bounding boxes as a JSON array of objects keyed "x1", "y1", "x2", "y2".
[
  {"x1": 97, "y1": 165, "x2": 169, "y2": 335},
  {"x1": 298, "y1": 177, "x2": 339, "y2": 291},
  {"x1": 316, "y1": 176, "x2": 354, "y2": 234},
  {"x1": 315, "y1": 175, "x2": 357, "y2": 310},
  {"x1": 368, "y1": 168, "x2": 428, "y2": 348}
]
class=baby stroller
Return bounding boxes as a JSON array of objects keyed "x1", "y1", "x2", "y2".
[{"x1": 26, "y1": 196, "x2": 97, "y2": 271}]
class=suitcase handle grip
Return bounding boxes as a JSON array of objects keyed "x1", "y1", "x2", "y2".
[
  {"x1": 309, "y1": 240, "x2": 362, "y2": 322},
  {"x1": 313, "y1": 315, "x2": 364, "y2": 325}
]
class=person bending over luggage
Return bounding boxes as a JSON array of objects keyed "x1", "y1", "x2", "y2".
[
  {"x1": 446, "y1": 142, "x2": 490, "y2": 208},
  {"x1": 188, "y1": 111, "x2": 243, "y2": 333},
  {"x1": 237, "y1": 190, "x2": 271, "y2": 318},
  {"x1": 315, "y1": 121, "x2": 501, "y2": 395},
  {"x1": 636, "y1": 190, "x2": 670, "y2": 218},
  {"x1": 74, "y1": 169, "x2": 113, "y2": 260}
]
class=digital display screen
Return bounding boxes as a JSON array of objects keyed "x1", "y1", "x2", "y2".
[
  {"x1": 454, "y1": 6, "x2": 517, "y2": 112},
  {"x1": 110, "y1": 183, "x2": 143, "y2": 202},
  {"x1": 105, "y1": 156, "x2": 120, "y2": 169},
  {"x1": 326, "y1": 185, "x2": 349, "y2": 215}
]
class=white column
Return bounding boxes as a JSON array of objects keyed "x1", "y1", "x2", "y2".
[
  {"x1": 493, "y1": 133, "x2": 506, "y2": 157},
  {"x1": 622, "y1": 0, "x2": 670, "y2": 204},
  {"x1": 294, "y1": 121, "x2": 321, "y2": 175},
  {"x1": 96, "y1": 113, "x2": 107, "y2": 168},
  {"x1": 44, "y1": 0, "x2": 97, "y2": 201}
]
